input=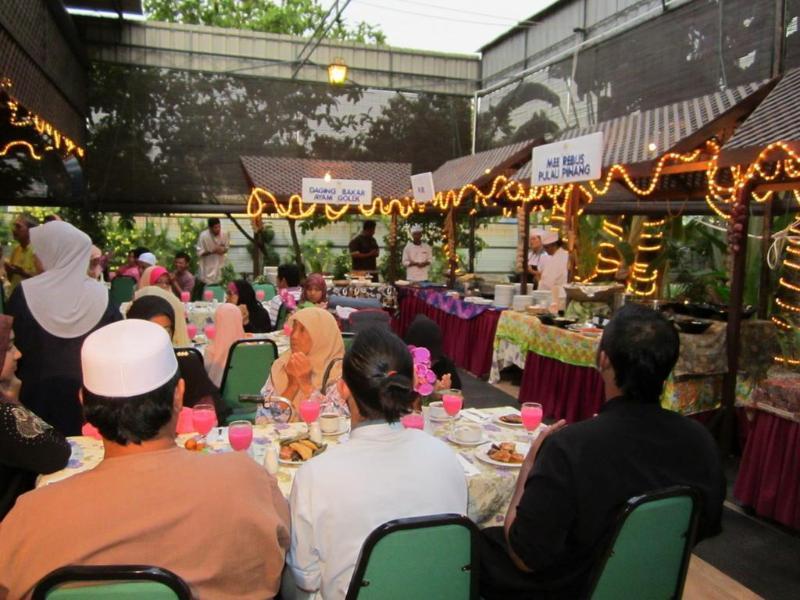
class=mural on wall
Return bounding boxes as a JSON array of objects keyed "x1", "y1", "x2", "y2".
[
  {"x1": 477, "y1": 0, "x2": 781, "y2": 150},
  {"x1": 85, "y1": 63, "x2": 471, "y2": 207}
]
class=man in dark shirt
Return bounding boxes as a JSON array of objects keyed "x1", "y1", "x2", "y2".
[
  {"x1": 348, "y1": 220, "x2": 380, "y2": 275},
  {"x1": 481, "y1": 304, "x2": 725, "y2": 599}
]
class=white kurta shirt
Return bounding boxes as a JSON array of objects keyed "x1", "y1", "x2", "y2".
[
  {"x1": 196, "y1": 229, "x2": 229, "y2": 284},
  {"x1": 538, "y1": 247, "x2": 569, "y2": 292},
  {"x1": 288, "y1": 422, "x2": 468, "y2": 599},
  {"x1": 527, "y1": 249, "x2": 549, "y2": 272},
  {"x1": 402, "y1": 242, "x2": 433, "y2": 281}
]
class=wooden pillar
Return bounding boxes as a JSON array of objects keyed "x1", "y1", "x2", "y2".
[
  {"x1": 520, "y1": 203, "x2": 531, "y2": 295},
  {"x1": 720, "y1": 183, "x2": 753, "y2": 454},
  {"x1": 468, "y1": 212, "x2": 477, "y2": 273},
  {"x1": 757, "y1": 198, "x2": 774, "y2": 319},
  {"x1": 566, "y1": 186, "x2": 581, "y2": 281},
  {"x1": 445, "y1": 207, "x2": 458, "y2": 288},
  {"x1": 388, "y1": 211, "x2": 398, "y2": 283}
]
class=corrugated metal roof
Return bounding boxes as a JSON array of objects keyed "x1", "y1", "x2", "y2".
[
  {"x1": 432, "y1": 139, "x2": 538, "y2": 192},
  {"x1": 721, "y1": 67, "x2": 800, "y2": 165},
  {"x1": 514, "y1": 81, "x2": 768, "y2": 180},
  {"x1": 240, "y1": 156, "x2": 412, "y2": 198}
]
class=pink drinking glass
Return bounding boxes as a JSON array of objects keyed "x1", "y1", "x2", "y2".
[
  {"x1": 204, "y1": 323, "x2": 216, "y2": 340},
  {"x1": 203, "y1": 290, "x2": 214, "y2": 302},
  {"x1": 180, "y1": 291, "x2": 191, "y2": 303},
  {"x1": 299, "y1": 400, "x2": 321, "y2": 428},
  {"x1": 192, "y1": 403, "x2": 216, "y2": 441},
  {"x1": 520, "y1": 402, "x2": 543, "y2": 442},
  {"x1": 256, "y1": 290, "x2": 266, "y2": 301},
  {"x1": 442, "y1": 389, "x2": 463, "y2": 435},
  {"x1": 401, "y1": 411, "x2": 425, "y2": 430},
  {"x1": 186, "y1": 323, "x2": 198, "y2": 341},
  {"x1": 228, "y1": 420, "x2": 253, "y2": 451}
]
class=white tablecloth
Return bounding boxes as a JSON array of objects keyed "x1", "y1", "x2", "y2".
[{"x1": 38, "y1": 407, "x2": 533, "y2": 527}]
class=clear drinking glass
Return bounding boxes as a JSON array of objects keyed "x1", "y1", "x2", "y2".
[{"x1": 520, "y1": 402, "x2": 543, "y2": 443}]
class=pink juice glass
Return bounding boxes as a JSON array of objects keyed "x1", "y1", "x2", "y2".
[
  {"x1": 228, "y1": 420, "x2": 253, "y2": 451},
  {"x1": 203, "y1": 290, "x2": 214, "y2": 301},
  {"x1": 180, "y1": 291, "x2": 191, "y2": 303},
  {"x1": 204, "y1": 324, "x2": 216, "y2": 340},
  {"x1": 299, "y1": 400, "x2": 321, "y2": 425},
  {"x1": 520, "y1": 402, "x2": 543, "y2": 441},
  {"x1": 192, "y1": 403, "x2": 216, "y2": 438},
  {"x1": 401, "y1": 412, "x2": 425, "y2": 430},
  {"x1": 186, "y1": 323, "x2": 198, "y2": 341},
  {"x1": 442, "y1": 391, "x2": 463, "y2": 435},
  {"x1": 256, "y1": 290, "x2": 265, "y2": 301}
]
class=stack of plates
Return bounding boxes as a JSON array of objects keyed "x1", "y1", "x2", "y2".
[
  {"x1": 494, "y1": 284, "x2": 514, "y2": 308},
  {"x1": 512, "y1": 294, "x2": 534, "y2": 311}
]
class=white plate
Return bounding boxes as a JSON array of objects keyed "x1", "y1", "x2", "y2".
[
  {"x1": 428, "y1": 414, "x2": 451, "y2": 423},
  {"x1": 321, "y1": 423, "x2": 350, "y2": 437},
  {"x1": 475, "y1": 441, "x2": 530, "y2": 468},
  {"x1": 278, "y1": 457, "x2": 304, "y2": 467},
  {"x1": 493, "y1": 414, "x2": 524, "y2": 428},
  {"x1": 446, "y1": 433, "x2": 489, "y2": 447}
]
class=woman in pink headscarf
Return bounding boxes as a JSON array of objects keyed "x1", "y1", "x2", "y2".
[
  {"x1": 137, "y1": 266, "x2": 170, "y2": 291},
  {"x1": 299, "y1": 273, "x2": 328, "y2": 309},
  {"x1": 203, "y1": 303, "x2": 245, "y2": 388}
]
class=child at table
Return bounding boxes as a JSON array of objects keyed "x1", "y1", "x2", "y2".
[{"x1": 299, "y1": 273, "x2": 328, "y2": 309}]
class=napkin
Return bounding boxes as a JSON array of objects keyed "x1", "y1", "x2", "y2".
[
  {"x1": 460, "y1": 409, "x2": 491, "y2": 423},
  {"x1": 457, "y1": 453, "x2": 481, "y2": 477},
  {"x1": 81, "y1": 422, "x2": 102, "y2": 440}
]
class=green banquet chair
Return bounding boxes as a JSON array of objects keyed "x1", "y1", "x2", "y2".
[
  {"x1": 109, "y1": 276, "x2": 136, "y2": 306},
  {"x1": 587, "y1": 486, "x2": 700, "y2": 600},
  {"x1": 253, "y1": 283, "x2": 277, "y2": 301},
  {"x1": 219, "y1": 339, "x2": 278, "y2": 423},
  {"x1": 345, "y1": 514, "x2": 480, "y2": 600},
  {"x1": 274, "y1": 302, "x2": 289, "y2": 331},
  {"x1": 203, "y1": 284, "x2": 225, "y2": 302},
  {"x1": 32, "y1": 565, "x2": 191, "y2": 599},
  {"x1": 341, "y1": 331, "x2": 356, "y2": 351}
]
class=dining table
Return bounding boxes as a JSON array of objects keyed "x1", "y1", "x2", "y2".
[{"x1": 37, "y1": 406, "x2": 534, "y2": 528}]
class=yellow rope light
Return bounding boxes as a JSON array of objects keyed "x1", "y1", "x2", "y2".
[{"x1": 0, "y1": 140, "x2": 42, "y2": 160}]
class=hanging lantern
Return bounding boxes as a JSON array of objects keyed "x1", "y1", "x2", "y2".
[{"x1": 327, "y1": 59, "x2": 348, "y2": 85}]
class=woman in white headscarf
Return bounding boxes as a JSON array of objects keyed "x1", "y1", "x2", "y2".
[{"x1": 8, "y1": 221, "x2": 121, "y2": 435}]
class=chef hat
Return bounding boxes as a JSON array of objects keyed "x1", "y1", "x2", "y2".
[
  {"x1": 82, "y1": 320, "x2": 178, "y2": 398},
  {"x1": 410, "y1": 224, "x2": 423, "y2": 234},
  {"x1": 138, "y1": 252, "x2": 156, "y2": 266},
  {"x1": 529, "y1": 228, "x2": 547, "y2": 240},
  {"x1": 541, "y1": 231, "x2": 560, "y2": 245}
]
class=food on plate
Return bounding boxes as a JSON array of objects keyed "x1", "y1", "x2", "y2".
[
  {"x1": 279, "y1": 436, "x2": 326, "y2": 462},
  {"x1": 487, "y1": 442, "x2": 524, "y2": 464},
  {"x1": 183, "y1": 437, "x2": 206, "y2": 452},
  {"x1": 499, "y1": 414, "x2": 523, "y2": 425}
]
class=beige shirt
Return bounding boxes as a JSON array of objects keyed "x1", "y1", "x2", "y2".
[
  {"x1": 0, "y1": 447, "x2": 290, "y2": 599},
  {"x1": 196, "y1": 229, "x2": 229, "y2": 284},
  {"x1": 401, "y1": 242, "x2": 433, "y2": 281}
]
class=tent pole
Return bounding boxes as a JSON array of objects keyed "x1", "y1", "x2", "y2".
[
  {"x1": 520, "y1": 204, "x2": 531, "y2": 295},
  {"x1": 757, "y1": 198, "x2": 774, "y2": 319},
  {"x1": 388, "y1": 211, "x2": 398, "y2": 283}
]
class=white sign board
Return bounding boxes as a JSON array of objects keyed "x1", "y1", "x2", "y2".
[
  {"x1": 301, "y1": 178, "x2": 373, "y2": 205},
  {"x1": 411, "y1": 172, "x2": 435, "y2": 203},
  {"x1": 531, "y1": 131, "x2": 604, "y2": 186}
]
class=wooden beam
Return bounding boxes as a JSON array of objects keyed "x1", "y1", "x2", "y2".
[
  {"x1": 753, "y1": 181, "x2": 800, "y2": 193},
  {"x1": 758, "y1": 199, "x2": 774, "y2": 319},
  {"x1": 721, "y1": 183, "x2": 753, "y2": 454},
  {"x1": 520, "y1": 203, "x2": 531, "y2": 294},
  {"x1": 659, "y1": 161, "x2": 713, "y2": 175}
]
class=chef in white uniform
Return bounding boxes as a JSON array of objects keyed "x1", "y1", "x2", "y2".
[
  {"x1": 401, "y1": 224, "x2": 433, "y2": 282},
  {"x1": 536, "y1": 230, "x2": 569, "y2": 292}
]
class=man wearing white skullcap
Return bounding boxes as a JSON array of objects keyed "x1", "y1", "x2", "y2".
[
  {"x1": 536, "y1": 230, "x2": 569, "y2": 295},
  {"x1": 402, "y1": 224, "x2": 433, "y2": 282},
  {"x1": 0, "y1": 320, "x2": 290, "y2": 599},
  {"x1": 136, "y1": 251, "x2": 156, "y2": 270}
]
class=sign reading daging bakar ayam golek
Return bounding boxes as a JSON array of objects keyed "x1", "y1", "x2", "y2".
[
  {"x1": 531, "y1": 131, "x2": 604, "y2": 186},
  {"x1": 301, "y1": 178, "x2": 373, "y2": 205}
]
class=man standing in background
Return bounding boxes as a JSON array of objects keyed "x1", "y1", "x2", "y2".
[
  {"x1": 348, "y1": 220, "x2": 380, "y2": 280},
  {"x1": 5, "y1": 215, "x2": 42, "y2": 292},
  {"x1": 195, "y1": 217, "x2": 229, "y2": 298}
]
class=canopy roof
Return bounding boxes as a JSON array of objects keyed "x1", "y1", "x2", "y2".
[
  {"x1": 240, "y1": 156, "x2": 412, "y2": 200},
  {"x1": 720, "y1": 67, "x2": 800, "y2": 167},
  {"x1": 432, "y1": 138, "x2": 537, "y2": 192},
  {"x1": 514, "y1": 80, "x2": 770, "y2": 181}
]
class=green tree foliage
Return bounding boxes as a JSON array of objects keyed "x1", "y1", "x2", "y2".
[{"x1": 144, "y1": 0, "x2": 386, "y2": 44}]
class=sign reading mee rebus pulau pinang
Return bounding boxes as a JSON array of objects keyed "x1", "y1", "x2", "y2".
[
  {"x1": 531, "y1": 131, "x2": 604, "y2": 186},
  {"x1": 301, "y1": 178, "x2": 373, "y2": 205},
  {"x1": 411, "y1": 172, "x2": 435, "y2": 203}
]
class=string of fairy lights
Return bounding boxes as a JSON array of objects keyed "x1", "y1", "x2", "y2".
[{"x1": 0, "y1": 78, "x2": 85, "y2": 161}]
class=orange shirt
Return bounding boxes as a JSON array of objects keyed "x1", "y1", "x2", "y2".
[{"x1": 0, "y1": 447, "x2": 290, "y2": 599}]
